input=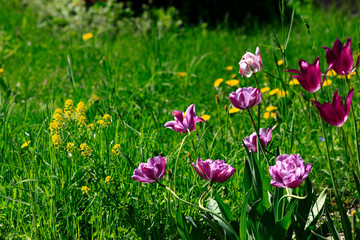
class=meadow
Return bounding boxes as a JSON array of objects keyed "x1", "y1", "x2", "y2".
[{"x1": 1, "y1": 0, "x2": 360, "y2": 239}]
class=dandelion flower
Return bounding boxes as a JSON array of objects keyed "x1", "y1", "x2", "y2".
[
  {"x1": 263, "y1": 112, "x2": 275, "y2": 119},
  {"x1": 21, "y1": 141, "x2": 31, "y2": 148},
  {"x1": 260, "y1": 87, "x2": 270, "y2": 93},
  {"x1": 82, "y1": 33, "x2": 93, "y2": 41},
  {"x1": 231, "y1": 74, "x2": 237, "y2": 79},
  {"x1": 226, "y1": 66, "x2": 233, "y2": 71},
  {"x1": 0, "y1": 68, "x2": 4, "y2": 74},
  {"x1": 277, "y1": 60, "x2": 284, "y2": 66},
  {"x1": 322, "y1": 79, "x2": 332, "y2": 87},
  {"x1": 105, "y1": 176, "x2": 114, "y2": 184},
  {"x1": 266, "y1": 106, "x2": 277, "y2": 112},
  {"x1": 201, "y1": 114, "x2": 211, "y2": 121},
  {"x1": 176, "y1": 72, "x2": 187, "y2": 77},
  {"x1": 214, "y1": 78, "x2": 223, "y2": 87},
  {"x1": 328, "y1": 69, "x2": 337, "y2": 77},
  {"x1": 289, "y1": 79, "x2": 299, "y2": 85},
  {"x1": 112, "y1": 144, "x2": 121, "y2": 155},
  {"x1": 81, "y1": 186, "x2": 91, "y2": 194},
  {"x1": 225, "y1": 80, "x2": 239, "y2": 87},
  {"x1": 277, "y1": 90, "x2": 289, "y2": 97},
  {"x1": 269, "y1": 89, "x2": 280, "y2": 96},
  {"x1": 229, "y1": 107, "x2": 240, "y2": 114}
]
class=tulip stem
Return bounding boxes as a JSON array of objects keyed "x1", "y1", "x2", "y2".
[
  {"x1": 157, "y1": 181, "x2": 198, "y2": 208},
  {"x1": 247, "y1": 108, "x2": 270, "y2": 165},
  {"x1": 198, "y1": 182, "x2": 240, "y2": 240},
  {"x1": 173, "y1": 134, "x2": 189, "y2": 192},
  {"x1": 345, "y1": 75, "x2": 360, "y2": 174},
  {"x1": 253, "y1": 72, "x2": 260, "y2": 89},
  {"x1": 340, "y1": 127, "x2": 359, "y2": 177}
]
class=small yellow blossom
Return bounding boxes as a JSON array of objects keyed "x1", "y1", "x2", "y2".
[
  {"x1": 67, "y1": 142, "x2": 75, "y2": 153},
  {"x1": 112, "y1": 144, "x2": 121, "y2": 155},
  {"x1": 82, "y1": 33, "x2": 93, "y2": 41},
  {"x1": 289, "y1": 79, "x2": 299, "y2": 85},
  {"x1": 176, "y1": 72, "x2": 187, "y2": 77},
  {"x1": 263, "y1": 112, "x2": 275, "y2": 119},
  {"x1": 0, "y1": 68, "x2": 4, "y2": 74},
  {"x1": 266, "y1": 106, "x2": 277, "y2": 112},
  {"x1": 76, "y1": 102, "x2": 86, "y2": 115},
  {"x1": 81, "y1": 186, "x2": 91, "y2": 194},
  {"x1": 21, "y1": 141, "x2": 31, "y2": 148},
  {"x1": 229, "y1": 107, "x2": 240, "y2": 114},
  {"x1": 269, "y1": 89, "x2": 280, "y2": 96},
  {"x1": 64, "y1": 110, "x2": 72, "y2": 119},
  {"x1": 105, "y1": 176, "x2": 114, "y2": 184},
  {"x1": 52, "y1": 134, "x2": 62, "y2": 146},
  {"x1": 260, "y1": 87, "x2": 270, "y2": 93},
  {"x1": 351, "y1": 210, "x2": 357, "y2": 216},
  {"x1": 277, "y1": 60, "x2": 284, "y2": 66},
  {"x1": 80, "y1": 143, "x2": 92, "y2": 157},
  {"x1": 226, "y1": 66, "x2": 233, "y2": 71},
  {"x1": 77, "y1": 115, "x2": 87, "y2": 128},
  {"x1": 97, "y1": 119, "x2": 106, "y2": 127},
  {"x1": 87, "y1": 123, "x2": 95, "y2": 131},
  {"x1": 103, "y1": 114, "x2": 112, "y2": 124},
  {"x1": 54, "y1": 108, "x2": 63, "y2": 114},
  {"x1": 201, "y1": 114, "x2": 211, "y2": 121},
  {"x1": 277, "y1": 90, "x2": 289, "y2": 97},
  {"x1": 231, "y1": 74, "x2": 237, "y2": 79},
  {"x1": 328, "y1": 69, "x2": 337, "y2": 77},
  {"x1": 49, "y1": 121, "x2": 61, "y2": 134},
  {"x1": 214, "y1": 78, "x2": 224, "y2": 87},
  {"x1": 53, "y1": 113, "x2": 63, "y2": 121},
  {"x1": 65, "y1": 99, "x2": 74, "y2": 111},
  {"x1": 347, "y1": 72, "x2": 356, "y2": 78},
  {"x1": 225, "y1": 80, "x2": 239, "y2": 87},
  {"x1": 322, "y1": 79, "x2": 332, "y2": 87}
]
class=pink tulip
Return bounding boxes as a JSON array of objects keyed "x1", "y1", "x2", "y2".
[
  {"x1": 243, "y1": 128, "x2": 272, "y2": 152},
  {"x1": 132, "y1": 156, "x2": 166, "y2": 183},
  {"x1": 239, "y1": 47, "x2": 263, "y2": 77},
  {"x1": 192, "y1": 158, "x2": 235, "y2": 183},
  {"x1": 229, "y1": 87, "x2": 262, "y2": 110}
]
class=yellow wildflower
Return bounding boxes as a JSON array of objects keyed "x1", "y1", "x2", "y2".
[
  {"x1": 226, "y1": 66, "x2": 233, "y2": 71},
  {"x1": 201, "y1": 114, "x2": 211, "y2": 121},
  {"x1": 214, "y1": 78, "x2": 224, "y2": 87},
  {"x1": 231, "y1": 74, "x2": 237, "y2": 79},
  {"x1": 64, "y1": 110, "x2": 72, "y2": 119},
  {"x1": 67, "y1": 142, "x2": 75, "y2": 153},
  {"x1": 328, "y1": 69, "x2": 337, "y2": 77},
  {"x1": 53, "y1": 113, "x2": 63, "y2": 121},
  {"x1": 351, "y1": 210, "x2": 357, "y2": 216},
  {"x1": 65, "y1": 99, "x2": 74, "y2": 111},
  {"x1": 260, "y1": 87, "x2": 270, "y2": 93},
  {"x1": 289, "y1": 79, "x2": 299, "y2": 85},
  {"x1": 81, "y1": 186, "x2": 91, "y2": 194},
  {"x1": 269, "y1": 89, "x2": 280, "y2": 96},
  {"x1": 277, "y1": 60, "x2": 284, "y2": 66},
  {"x1": 103, "y1": 114, "x2": 112, "y2": 124},
  {"x1": 54, "y1": 108, "x2": 63, "y2": 114},
  {"x1": 263, "y1": 112, "x2": 275, "y2": 119},
  {"x1": 322, "y1": 79, "x2": 332, "y2": 87},
  {"x1": 176, "y1": 72, "x2": 187, "y2": 77},
  {"x1": 266, "y1": 106, "x2": 277, "y2": 112},
  {"x1": 49, "y1": 121, "x2": 61, "y2": 134},
  {"x1": 277, "y1": 90, "x2": 289, "y2": 97},
  {"x1": 347, "y1": 72, "x2": 356, "y2": 78},
  {"x1": 97, "y1": 119, "x2": 106, "y2": 127},
  {"x1": 82, "y1": 33, "x2": 93, "y2": 41},
  {"x1": 76, "y1": 102, "x2": 86, "y2": 115},
  {"x1": 52, "y1": 134, "x2": 61, "y2": 146},
  {"x1": 0, "y1": 68, "x2": 4, "y2": 74},
  {"x1": 77, "y1": 115, "x2": 87, "y2": 128},
  {"x1": 112, "y1": 144, "x2": 121, "y2": 155},
  {"x1": 80, "y1": 143, "x2": 92, "y2": 157},
  {"x1": 105, "y1": 176, "x2": 114, "y2": 184},
  {"x1": 229, "y1": 107, "x2": 240, "y2": 114},
  {"x1": 87, "y1": 123, "x2": 95, "y2": 131},
  {"x1": 21, "y1": 141, "x2": 31, "y2": 148},
  {"x1": 225, "y1": 80, "x2": 239, "y2": 87}
]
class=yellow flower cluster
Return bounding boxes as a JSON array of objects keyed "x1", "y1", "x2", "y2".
[
  {"x1": 67, "y1": 142, "x2": 75, "y2": 153},
  {"x1": 80, "y1": 143, "x2": 92, "y2": 157},
  {"x1": 21, "y1": 140, "x2": 31, "y2": 149},
  {"x1": 81, "y1": 186, "x2": 91, "y2": 194},
  {"x1": 112, "y1": 144, "x2": 121, "y2": 155},
  {"x1": 49, "y1": 107, "x2": 66, "y2": 147},
  {"x1": 263, "y1": 105, "x2": 277, "y2": 119},
  {"x1": 98, "y1": 114, "x2": 112, "y2": 127},
  {"x1": 105, "y1": 176, "x2": 114, "y2": 184}
]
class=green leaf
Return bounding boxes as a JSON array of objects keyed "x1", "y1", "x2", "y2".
[
  {"x1": 305, "y1": 188, "x2": 327, "y2": 229},
  {"x1": 176, "y1": 206, "x2": 191, "y2": 240},
  {"x1": 240, "y1": 195, "x2": 249, "y2": 240},
  {"x1": 325, "y1": 207, "x2": 340, "y2": 240},
  {"x1": 214, "y1": 193, "x2": 234, "y2": 222}
]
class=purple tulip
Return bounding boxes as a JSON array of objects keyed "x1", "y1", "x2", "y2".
[
  {"x1": 243, "y1": 128, "x2": 273, "y2": 152},
  {"x1": 164, "y1": 104, "x2": 205, "y2": 134},
  {"x1": 229, "y1": 87, "x2": 262, "y2": 110},
  {"x1": 269, "y1": 154, "x2": 312, "y2": 188},
  {"x1": 132, "y1": 156, "x2": 166, "y2": 183},
  {"x1": 192, "y1": 158, "x2": 235, "y2": 183},
  {"x1": 285, "y1": 57, "x2": 322, "y2": 93},
  {"x1": 312, "y1": 89, "x2": 354, "y2": 127},
  {"x1": 322, "y1": 37, "x2": 360, "y2": 75},
  {"x1": 239, "y1": 47, "x2": 263, "y2": 77}
]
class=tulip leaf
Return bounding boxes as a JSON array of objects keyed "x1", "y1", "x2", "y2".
[
  {"x1": 352, "y1": 171, "x2": 360, "y2": 207},
  {"x1": 240, "y1": 194, "x2": 249, "y2": 240},
  {"x1": 273, "y1": 187, "x2": 285, "y2": 222},
  {"x1": 325, "y1": 207, "x2": 340, "y2": 240},
  {"x1": 184, "y1": 215, "x2": 207, "y2": 240},
  {"x1": 176, "y1": 206, "x2": 191, "y2": 240},
  {"x1": 284, "y1": 9, "x2": 295, "y2": 50},
  {"x1": 305, "y1": 188, "x2": 326, "y2": 229},
  {"x1": 214, "y1": 193, "x2": 234, "y2": 222}
]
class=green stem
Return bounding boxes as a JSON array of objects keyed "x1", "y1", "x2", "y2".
[
  {"x1": 157, "y1": 181, "x2": 198, "y2": 208},
  {"x1": 247, "y1": 108, "x2": 270, "y2": 165},
  {"x1": 345, "y1": 75, "x2": 360, "y2": 174},
  {"x1": 173, "y1": 134, "x2": 189, "y2": 191},
  {"x1": 340, "y1": 127, "x2": 359, "y2": 177}
]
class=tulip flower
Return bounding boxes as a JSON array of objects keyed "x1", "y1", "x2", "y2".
[
  {"x1": 285, "y1": 57, "x2": 322, "y2": 93},
  {"x1": 132, "y1": 156, "x2": 167, "y2": 183},
  {"x1": 312, "y1": 89, "x2": 354, "y2": 127},
  {"x1": 322, "y1": 38, "x2": 360, "y2": 75},
  {"x1": 243, "y1": 128, "x2": 273, "y2": 152},
  {"x1": 239, "y1": 47, "x2": 263, "y2": 77},
  {"x1": 192, "y1": 158, "x2": 235, "y2": 183},
  {"x1": 164, "y1": 104, "x2": 205, "y2": 134},
  {"x1": 229, "y1": 87, "x2": 262, "y2": 110},
  {"x1": 269, "y1": 154, "x2": 312, "y2": 188}
]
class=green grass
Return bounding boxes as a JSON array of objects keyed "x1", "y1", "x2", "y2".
[{"x1": 1, "y1": 0, "x2": 360, "y2": 238}]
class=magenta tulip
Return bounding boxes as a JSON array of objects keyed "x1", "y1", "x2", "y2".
[
  {"x1": 132, "y1": 156, "x2": 166, "y2": 183},
  {"x1": 269, "y1": 154, "x2": 312, "y2": 188},
  {"x1": 243, "y1": 128, "x2": 273, "y2": 152},
  {"x1": 239, "y1": 47, "x2": 263, "y2": 77},
  {"x1": 285, "y1": 57, "x2": 322, "y2": 93},
  {"x1": 229, "y1": 87, "x2": 262, "y2": 110},
  {"x1": 322, "y1": 37, "x2": 360, "y2": 75},
  {"x1": 312, "y1": 89, "x2": 354, "y2": 127},
  {"x1": 192, "y1": 158, "x2": 235, "y2": 183},
  {"x1": 164, "y1": 104, "x2": 205, "y2": 134}
]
